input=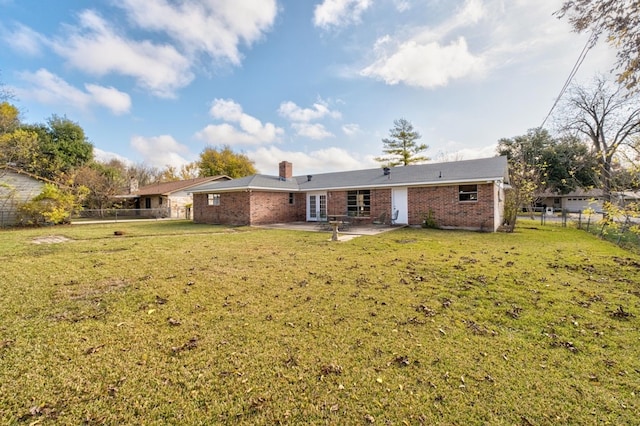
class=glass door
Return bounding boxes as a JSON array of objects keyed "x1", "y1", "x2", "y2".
[{"x1": 307, "y1": 192, "x2": 327, "y2": 221}]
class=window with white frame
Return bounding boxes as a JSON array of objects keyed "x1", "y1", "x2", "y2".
[
  {"x1": 207, "y1": 193, "x2": 220, "y2": 206},
  {"x1": 459, "y1": 185, "x2": 478, "y2": 202}
]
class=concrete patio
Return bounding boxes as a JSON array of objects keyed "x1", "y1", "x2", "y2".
[{"x1": 255, "y1": 221, "x2": 405, "y2": 241}]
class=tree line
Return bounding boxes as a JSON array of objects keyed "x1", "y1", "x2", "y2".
[
  {"x1": 500, "y1": 76, "x2": 640, "y2": 231},
  {"x1": 1, "y1": 91, "x2": 256, "y2": 224}
]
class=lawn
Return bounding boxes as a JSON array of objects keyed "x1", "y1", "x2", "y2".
[{"x1": 0, "y1": 221, "x2": 638, "y2": 425}]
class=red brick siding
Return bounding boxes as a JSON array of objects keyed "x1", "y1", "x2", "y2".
[
  {"x1": 194, "y1": 191, "x2": 305, "y2": 225},
  {"x1": 408, "y1": 184, "x2": 496, "y2": 231},
  {"x1": 370, "y1": 189, "x2": 392, "y2": 223},
  {"x1": 327, "y1": 190, "x2": 347, "y2": 216},
  {"x1": 193, "y1": 184, "x2": 499, "y2": 230},
  {"x1": 249, "y1": 191, "x2": 305, "y2": 224},
  {"x1": 193, "y1": 192, "x2": 251, "y2": 225}
]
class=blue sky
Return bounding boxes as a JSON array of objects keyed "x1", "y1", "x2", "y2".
[{"x1": 1, "y1": 0, "x2": 616, "y2": 175}]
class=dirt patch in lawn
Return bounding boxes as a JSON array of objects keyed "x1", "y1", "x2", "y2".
[{"x1": 32, "y1": 235, "x2": 72, "y2": 244}]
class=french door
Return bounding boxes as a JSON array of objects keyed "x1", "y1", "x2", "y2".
[{"x1": 306, "y1": 192, "x2": 327, "y2": 221}]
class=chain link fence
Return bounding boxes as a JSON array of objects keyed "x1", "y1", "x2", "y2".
[
  {"x1": 529, "y1": 209, "x2": 640, "y2": 252},
  {"x1": 73, "y1": 207, "x2": 191, "y2": 222}
]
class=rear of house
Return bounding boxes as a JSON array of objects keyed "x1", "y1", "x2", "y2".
[{"x1": 190, "y1": 157, "x2": 509, "y2": 232}]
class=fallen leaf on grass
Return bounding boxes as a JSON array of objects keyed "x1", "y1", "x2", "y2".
[
  {"x1": 167, "y1": 317, "x2": 182, "y2": 326},
  {"x1": 84, "y1": 344, "x2": 105, "y2": 355},
  {"x1": 320, "y1": 363, "x2": 343, "y2": 375},
  {"x1": 611, "y1": 305, "x2": 634, "y2": 320},
  {"x1": 171, "y1": 337, "x2": 199, "y2": 354},
  {"x1": 415, "y1": 304, "x2": 437, "y2": 317},
  {"x1": 364, "y1": 413, "x2": 375, "y2": 423},
  {"x1": 506, "y1": 305, "x2": 522, "y2": 319},
  {"x1": 393, "y1": 355, "x2": 410, "y2": 367}
]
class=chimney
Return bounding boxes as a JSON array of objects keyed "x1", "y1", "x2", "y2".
[
  {"x1": 279, "y1": 161, "x2": 292, "y2": 180},
  {"x1": 129, "y1": 177, "x2": 139, "y2": 194}
]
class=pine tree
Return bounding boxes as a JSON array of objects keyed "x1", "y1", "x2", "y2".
[{"x1": 375, "y1": 118, "x2": 429, "y2": 166}]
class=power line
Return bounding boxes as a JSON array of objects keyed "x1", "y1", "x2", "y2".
[{"x1": 539, "y1": 31, "x2": 597, "y2": 129}]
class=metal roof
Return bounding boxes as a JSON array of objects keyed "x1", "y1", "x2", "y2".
[{"x1": 190, "y1": 156, "x2": 509, "y2": 193}]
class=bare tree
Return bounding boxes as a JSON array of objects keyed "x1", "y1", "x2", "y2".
[
  {"x1": 558, "y1": 1, "x2": 640, "y2": 91},
  {"x1": 558, "y1": 76, "x2": 640, "y2": 202}
]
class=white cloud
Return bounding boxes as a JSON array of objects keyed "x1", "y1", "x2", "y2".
[
  {"x1": 360, "y1": 0, "x2": 592, "y2": 89},
  {"x1": 130, "y1": 135, "x2": 192, "y2": 168},
  {"x1": 393, "y1": 0, "x2": 411, "y2": 12},
  {"x1": 342, "y1": 123, "x2": 361, "y2": 136},
  {"x1": 278, "y1": 100, "x2": 341, "y2": 122},
  {"x1": 51, "y1": 10, "x2": 193, "y2": 98},
  {"x1": 8, "y1": 0, "x2": 278, "y2": 99},
  {"x1": 93, "y1": 147, "x2": 133, "y2": 165},
  {"x1": 292, "y1": 123, "x2": 334, "y2": 140},
  {"x1": 15, "y1": 68, "x2": 131, "y2": 115},
  {"x1": 118, "y1": 0, "x2": 278, "y2": 65},
  {"x1": 84, "y1": 84, "x2": 132, "y2": 115},
  {"x1": 360, "y1": 0, "x2": 492, "y2": 89},
  {"x1": 314, "y1": 0, "x2": 372, "y2": 29},
  {"x1": 361, "y1": 36, "x2": 486, "y2": 88},
  {"x1": 278, "y1": 99, "x2": 341, "y2": 140},
  {"x1": 247, "y1": 145, "x2": 378, "y2": 175},
  {"x1": 195, "y1": 98, "x2": 283, "y2": 146},
  {"x1": 2, "y1": 23, "x2": 44, "y2": 56},
  {"x1": 433, "y1": 141, "x2": 498, "y2": 162}
]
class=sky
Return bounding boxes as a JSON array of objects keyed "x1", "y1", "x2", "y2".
[{"x1": 0, "y1": 0, "x2": 617, "y2": 176}]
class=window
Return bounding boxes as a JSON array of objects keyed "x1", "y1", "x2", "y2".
[
  {"x1": 289, "y1": 192, "x2": 295, "y2": 205},
  {"x1": 145, "y1": 197, "x2": 151, "y2": 209},
  {"x1": 158, "y1": 196, "x2": 163, "y2": 205},
  {"x1": 459, "y1": 185, "x2": 478, "y2": 202},
  {"x1": 207, "y1": 193, "x2": 220, "y2": 206},
  {"x1": 347, "y1": 190, "x2": 371, "y2": 217}
]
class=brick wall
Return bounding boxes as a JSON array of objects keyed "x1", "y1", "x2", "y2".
[
  {"x1": 371, "y1": 189, "x2": 392, "y2": 223},
  {"x1": 193, "y1": 192, "x2": 251, "y2": 225},
  {"x1": 193, "y1": 191, "x2": 305, "y2": 225},
  {"x1": 193, "y1": 183, "x2": 500, "y2": 230},
  {"x1": 249, "y1": 191, "x2": 305, "y2": 224},
  {"x1": 408, "y1": 183, "x2": 496, "y2": 231}
]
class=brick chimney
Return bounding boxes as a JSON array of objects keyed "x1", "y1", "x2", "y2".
[{"x1": 279, "y1": 161, "x2": 292, "y2": 180}]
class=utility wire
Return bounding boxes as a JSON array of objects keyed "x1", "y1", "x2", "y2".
[{"x1": 540, "y1": 31, "x2": 597, "y2": 129}]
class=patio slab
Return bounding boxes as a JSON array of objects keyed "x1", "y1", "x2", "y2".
[{"x1": 255, "y1": 221, "x2": 404, "y2": 239}]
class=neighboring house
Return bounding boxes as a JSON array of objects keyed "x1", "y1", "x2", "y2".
[
  {"x1": 117, "y1": 176, "x2": 231, "y2": 219},
  {"x1": 0, "y1": 166, "x2": 47, "y2": 227},
  {"x1": 190, "y1": 157, "x2": 509, "y2": 232},
  {"x1": 537, "y1": 189, "x2": 640, "y2": 213}
]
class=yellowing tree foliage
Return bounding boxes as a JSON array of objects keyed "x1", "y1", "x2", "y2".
[{"x1": 198, "y1": 146, "x2": 257, "y2": 178}]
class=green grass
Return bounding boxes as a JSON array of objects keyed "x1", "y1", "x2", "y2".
[{"x1": 1, "y1": 220, "x2": 639, "y2": 425}]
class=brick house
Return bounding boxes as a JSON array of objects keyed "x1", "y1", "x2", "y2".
[{"x1": 190, "y1": 157, "x2": 509, "y2": 232}]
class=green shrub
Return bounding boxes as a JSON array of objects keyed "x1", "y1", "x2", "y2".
[{"x1": 421, "y1": 209, "x2": 439, "y2": 228}]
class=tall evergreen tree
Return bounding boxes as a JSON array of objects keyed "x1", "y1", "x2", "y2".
[{"x1": 375, "y1": 119, "x2": 429, "y2": 166}]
